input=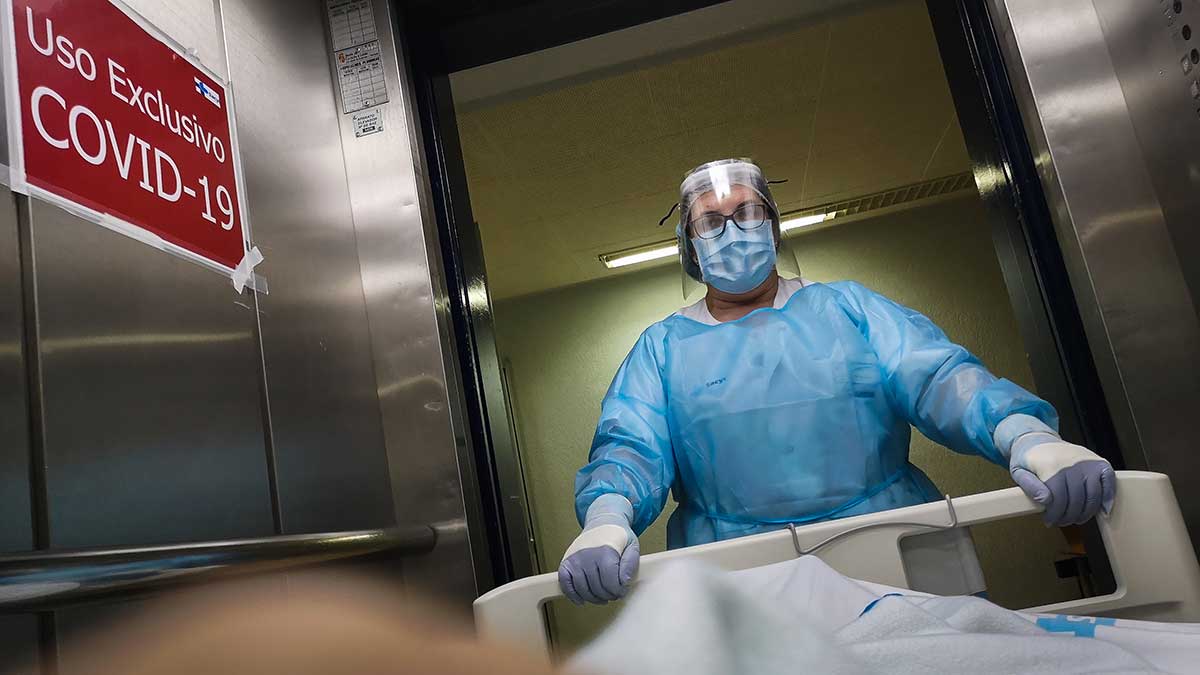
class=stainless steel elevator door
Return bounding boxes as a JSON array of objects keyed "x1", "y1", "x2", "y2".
[
  {"x1": 222, "y1": 0, "x2": 396, "y2": 534},
  {"x1": 0, "y1": 185, "x2": 31, "y2": 553},
  {"x1": 0, "y1": 184, "x2": 37, "y2": 675},
  {"x1": 30, "y1": 198, "x2": 275, "y2": 549}
]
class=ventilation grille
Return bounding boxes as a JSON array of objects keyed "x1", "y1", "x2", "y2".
[{"x1": 783, "y1": 172, "x2": 976, "y2": 221}]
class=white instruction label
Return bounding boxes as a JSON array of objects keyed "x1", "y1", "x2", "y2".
[
  {"x1": 335, "y1": 40, "x2": 389, "y2": 113},
  {"x1": 353, "y1": 109, "x2": 385, "y2": 137},
  {"x1": 327, "y1": 0, "x2": 377, "y2": 51}
]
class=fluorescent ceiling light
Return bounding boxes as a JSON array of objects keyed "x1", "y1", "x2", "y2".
[
  {"x1": 780, "y1": 212, "x2": 837, "y2": 232},
  {"x1": 601, "y1": 244, "x2": 678, "y2": 269}
]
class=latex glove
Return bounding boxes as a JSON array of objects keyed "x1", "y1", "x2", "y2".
[
  {"x1": 1009, "y1": 432, "x2": 1116, "y2": 526},
  {"x1": 558, "y1": 494, "x2": 639, "y2": 605}
]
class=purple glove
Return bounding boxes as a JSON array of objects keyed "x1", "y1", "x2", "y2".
[
  {"x1": 1010, "y1": 432, "x2": 1116, "y2": 526},
  {"x1": 558, "y1": 494, "x2": 639, "y2": 605}
]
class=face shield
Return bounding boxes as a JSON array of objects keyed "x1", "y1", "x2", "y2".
[{"x1": 673, "y1": 158, "x2": 799, "y2": 298}]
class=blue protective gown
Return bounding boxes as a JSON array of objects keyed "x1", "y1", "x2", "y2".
[{"x1": 574, "y1": 280, "x2": 1058, "y2": 549}]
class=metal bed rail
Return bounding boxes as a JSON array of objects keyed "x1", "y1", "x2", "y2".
[
  {"x1": 0, "y1": 524, "x2": 436, "y2": 612},
  {"x1": 475, "y1": 472, "x2": 1200, "y2": 656}
]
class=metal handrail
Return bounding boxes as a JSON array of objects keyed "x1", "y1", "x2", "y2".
[{"x1": 0, "y1": 524, "x2": 436, "y2": 612}]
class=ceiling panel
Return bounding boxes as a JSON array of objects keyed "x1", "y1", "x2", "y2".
[
  {"x1": 802, "y1": 1, "x2": 962, "y2": 203},
  {"x1": 923, "y1": 122, "x2": 973, "y2": 178},
  {"x1": 454, "y1": 0, "x2": 972, "y2": 299}
]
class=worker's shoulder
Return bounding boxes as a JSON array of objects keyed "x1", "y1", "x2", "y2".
[
  {"x1": 819, "y1": 278, "x2": 872, "y2": 294},
  {"x1": 811, "y1": 279, "x2": 880, "y2": 305},
  {"x1": 629, "y1": 315, "x2": 675, "y2": 347},
  {"x1": 630, "y1": 306, "x2": 713, "y2": 356},
  {"x1": 821, "y1": 279, "x2": 908, "y2": 303},
  {"x1": 809, "y1": 280, "x2": 910, "y2": 321},
  {"x1": 614, "y1": 319, "x2": 675, "y2": 368}
]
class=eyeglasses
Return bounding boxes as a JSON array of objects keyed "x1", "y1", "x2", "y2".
[{"x1": 688, "y1": 201, "x2": 771, "y2": 240}]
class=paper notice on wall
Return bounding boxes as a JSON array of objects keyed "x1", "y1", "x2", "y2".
[
  {"x1": 327, "y1": 0, "x2": 378, "y2": 51},
  {"x1": 335, "y1": 40, "x2": 389, "y2": 113},
  {"x1": 353, "y1": 110, "x2": 384, "y2": 138}
]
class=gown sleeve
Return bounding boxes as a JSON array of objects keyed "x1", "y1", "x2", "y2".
[
  {"x1": 574, "y1": 326, "x2": 676, "y2": 534},
  {"x1": 830, "y1": 281, "x2": 1058, "y2": 465}
]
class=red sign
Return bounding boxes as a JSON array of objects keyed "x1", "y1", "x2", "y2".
[{"x1": 6, "y1": 0, "x2": 252, "y2": 275}]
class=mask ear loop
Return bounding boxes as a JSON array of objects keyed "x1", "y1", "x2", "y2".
[
  {"x1": 657, "y1": 202, "x2": 680, "y2": 228},
  {"x1": 762, "y1": 177, "x2": 805, "y2": 281},
  {"x1": 768, "y1": 178, "x2": 787, "y2": 239}
]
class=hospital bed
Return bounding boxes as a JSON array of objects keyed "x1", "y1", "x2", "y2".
[{"x1": 474, "y1": 471, "x2": 1200, "y2": 658}]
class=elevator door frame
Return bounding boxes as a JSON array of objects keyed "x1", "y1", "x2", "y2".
[{"x1": 401, "y1": 0, "x2": 1123, "y2": 590}]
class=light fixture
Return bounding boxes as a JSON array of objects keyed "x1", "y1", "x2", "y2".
[
  {"x1": 599, "y1": 244, "x2": 679, "y2": 269},
  {"x1": 780, "y1": 212, "x2": 837, "y2": 232}
]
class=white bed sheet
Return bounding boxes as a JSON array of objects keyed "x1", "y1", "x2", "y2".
[{"x1": 569, "y1": 556, "x2": 1200, "y2": 674}]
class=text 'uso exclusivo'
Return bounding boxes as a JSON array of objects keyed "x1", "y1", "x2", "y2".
[{"x1": 21, "y1": 6, "x2": 237, "y2": 230}]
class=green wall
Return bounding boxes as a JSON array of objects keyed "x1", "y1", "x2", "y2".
[{"x1": 493, "y1": 194, "x2": 1080, "y2": 652}]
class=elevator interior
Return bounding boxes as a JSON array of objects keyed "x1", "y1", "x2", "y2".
[{"x1": 0, "y1": 0, "x2": 1195, "y2": 671}]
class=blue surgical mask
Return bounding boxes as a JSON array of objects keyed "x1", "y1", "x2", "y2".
[{"x1": 691, "y1": 220, "x2": 777, "y2": 294}]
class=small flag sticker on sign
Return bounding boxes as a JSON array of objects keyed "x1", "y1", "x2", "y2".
[{"x1": 195, "y1": 77, "x2": 221, "y2": 108}]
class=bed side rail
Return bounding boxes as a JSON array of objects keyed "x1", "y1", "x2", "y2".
[{"x1": 473, "y1": 471, "x2": 1200, "y2": 654}]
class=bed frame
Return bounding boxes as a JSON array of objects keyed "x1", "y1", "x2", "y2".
[{"x1": 474, "y1": 471, "x2": 1200, "y2": 656}]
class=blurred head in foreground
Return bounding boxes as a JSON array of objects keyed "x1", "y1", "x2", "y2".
[{"x1": 20, "y1": 574, "x2": 558, "y2": 675}]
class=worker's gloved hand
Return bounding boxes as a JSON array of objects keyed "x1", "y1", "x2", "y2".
[
  {"x1": 558, "y1": 494, "x2": 639, "y2": 605},
  {"x1": 1009, "y1": 432, "x2": 1116, "y2": 526}
]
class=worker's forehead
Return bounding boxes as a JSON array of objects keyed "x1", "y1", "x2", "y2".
[{"x1": 692, "y1": 184, "x2": 758, "y2": 210}]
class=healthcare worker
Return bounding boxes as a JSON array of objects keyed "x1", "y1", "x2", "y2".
[{"x1": 557, "y1": 158, "x2": 1117, "y2": 606}]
